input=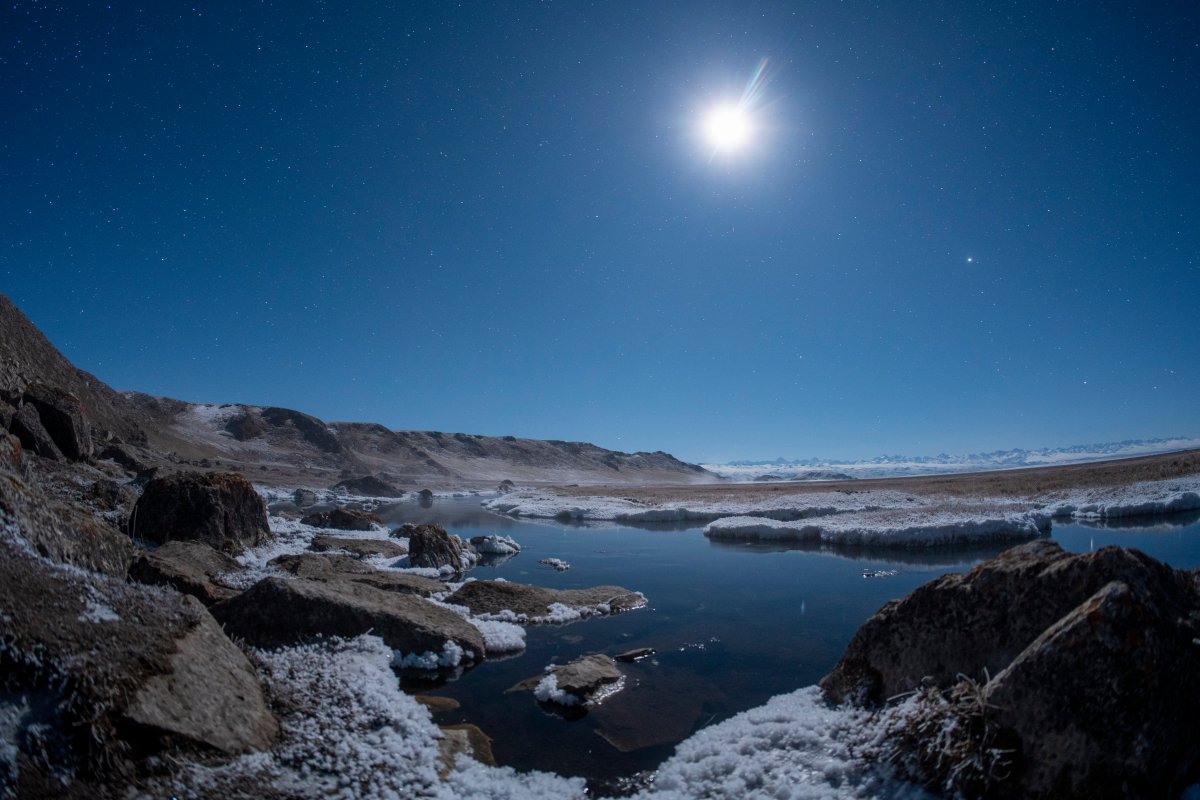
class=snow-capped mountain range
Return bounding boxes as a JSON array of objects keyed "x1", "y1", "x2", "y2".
[{"x1": 704, "y1": 437, "x2": 1200, "y2": 481}]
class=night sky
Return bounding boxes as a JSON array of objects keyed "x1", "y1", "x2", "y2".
[{"x1": 2, "y1": 1, "x2": 1197, "y2": 462}]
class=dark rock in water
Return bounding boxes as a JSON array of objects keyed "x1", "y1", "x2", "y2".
[
  {"x1": 212, "y1": 576, "x2": 484, "y2": 660},
  {"x1": 10, "y1": 401, "x2": 63, "y2": 460},
  {"x1": 130, "y1": 540, "x2": 243, "y2": 605},
  {"x1": 224, "y1": 406, "x2": 268, "y2": 441},
  {"x1": 130, "y1": 471, "x2": 272, "y2": 555},
  {"x1": 400, "y1": 522, "x2": 475, "y2": 572},
  {"x1": 310, "y1": 533, "x2": 407, "y2": 558},
  {"x1": 22, "y1": 382, "x2": 93, "y2": 461},
  {"x1": 0, "y1": 430, "x2": 23, "y2": 472},
  {"x1": 613, "y1": 647, "x2": 656, "y2": 663},
  {"x1": 270, "y1": 552, "x2": 442, "y2": 597},
  {"x1": 825, "y1": 540, "x2": 1200, "y2": 799},
  {"x1": 292, "y1": 487, "x2": 319, "y2": 507},
  {"x1": 445, "y1": 580, "x2": 644, "y2": 621},
  {"x1": 0, "y1": 524, "x2": 276, "y2": 794},
  {"x1": 497, "y1": 479, "x2": 515, "y2": 492},
  {"x1": 332, "y1": 474, "x2": 404, "y2": 497},
  {"x1": 0, "y1": 470, "x2": 132, "y2": 576},
  {"x1": 301, "y1": 506, "x2": 383, "y2": 531}
]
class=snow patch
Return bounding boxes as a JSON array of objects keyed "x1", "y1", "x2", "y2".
[
  {"x1": 77, "y1": 599, "x2": 119, "y2": 623},
  {"x1": 533, "y1": 673, "x2": 580, "y2": 706}
]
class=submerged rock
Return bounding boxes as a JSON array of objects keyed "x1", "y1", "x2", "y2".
[
  {"x1": 130, "y1": 471, "x2": 271, "y2": 555},
  {"x1": 438, "y1": 723, "x2": 496, "y2": 776},
  {"x1": 212, "y1": 576, "x2": 484, "y2": 661},
  {"x1": 301, "y1": 506, "x2": 383, "y2": 531},
  {"x1": 825, "y1": 540, "x2": 1200, "y2": 799}
]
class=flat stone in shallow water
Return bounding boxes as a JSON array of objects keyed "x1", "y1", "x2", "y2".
[{"x1": 445, "y1": 579, "x2": 644, "y2": 620}]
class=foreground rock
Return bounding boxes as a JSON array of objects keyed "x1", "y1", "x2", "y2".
[
  {"x1": 0, "y1": 470, "x2": 132, "y2": 576},
  {"x1": 130, "y1": 471, "x2": 271, "y2": 554},
  {"x1": 9, "y1": 400, "x2": 63, "y2": 460},
  {"x1": 310, "y1": 533, "x2": 407, "y2": 558},
  {"x1": 445, "y1": 579, "x2": 645, "y2": 622},
  {"x1": 301, "y1": 506, "x2": 383, "y2": 531},
  {"x1": 399, "y1": 522, "x2": 477, "y2": 572},
  {"x1": 129, "y1": 540, "x2": 243, "y2": 605},
  {"x1": 270, "y1": 552, "x2": 444, "y2": 596},
  {"x1": 212, "y1": 576, "x2": 484, "y2": 661},
  {"x1": 824, "y1": 540, "x2": 1200, "y2": 799},
  {"x1": 510, "y1": 654, "x2": 624, "y2": 708},
  {"x1": 0, "y1": 525, "x2": 276, "y2": 794}
]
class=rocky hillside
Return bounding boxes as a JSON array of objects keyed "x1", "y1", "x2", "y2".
[{"x1": 0, "y1": 295, "x2": 716, "y2": 488}]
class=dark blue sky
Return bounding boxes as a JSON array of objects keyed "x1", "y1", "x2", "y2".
[{"x1": 3, "y1": 1, "x2": 1197, "y2": 462}]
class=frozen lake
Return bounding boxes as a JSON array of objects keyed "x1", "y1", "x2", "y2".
[{"x1": 380, "y1": 498, "x2": 1200, "y2": 789}]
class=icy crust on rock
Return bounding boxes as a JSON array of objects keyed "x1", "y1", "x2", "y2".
[
  {"x1": 634, "y1": 686, "x2": 933, "y2": 800},
  {"x1": 465, "y1": 597, "x2": 647, "y2": 626},
  {"x1": 148, "y1": 635, "x2": 585, "y2": 800},
  {"x1": 1041, "y1": 475, "x2": 1200, "y2": 519},
  {"x1": 470, "y1": 535, "x2": 520, "y2": 555},
  {"x1": 533, "y1": 673, "x2": 581, "y2": 706},
  {"x1": 704, "y1": 508, "x2": 1052, "y2": 547},
  {"x1": 485, "y1": 489, "x2": 919, "y2": 523}
]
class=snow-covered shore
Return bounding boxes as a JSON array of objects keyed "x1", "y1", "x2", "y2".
[{"x1": 483, "y1": 476, "x2": 1200, "y2": 547}]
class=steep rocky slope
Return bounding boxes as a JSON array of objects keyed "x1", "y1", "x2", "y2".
[{"x1": 0, "y1": 295, "x2": 716, "y2": 488}]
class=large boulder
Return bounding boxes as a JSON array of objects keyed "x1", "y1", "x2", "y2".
[
  {"x1": 820, "y1": 539, "x2": 1195, "y2": 704},
  {"x1": 212, "y1": 576, "x2": 484, "y2": 661},
  {"x1": 130, "y1": 471, "x2": 271, "y2": 555},
  {"x1": 300, "y1": 506, "x2": 382, "y2": 531},
  {"x1": 9, "y1": 401, "x2": 63, "y2": 460},
  {"x1": 398, "y1": 522, "x2": 476, "y2": 572},
  {"x1": 445, "y1": 579, "x2": 645, "y2": 621},
  {"x1": 129, "y1": 540, "x2": 243, "y2": 605},
  {"x1": 22, "y1": 382, "x2": 92, "y2": 461},
  {"x1": 828, "y1": 541, "x2": 1200, "y2": 799},
  {"x1": 0, "y1": 529, "x2": 277, "y2": 795},
  {"x1": 269, "y1": 552, "x2": 444, "y2": 597},
  {"x1": 0, "y1": 471, "x2": 132, "y2": 576}
]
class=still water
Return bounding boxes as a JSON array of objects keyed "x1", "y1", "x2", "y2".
[{"x1": 380, "y1": 499, "x2": 1200, "y2": 786}]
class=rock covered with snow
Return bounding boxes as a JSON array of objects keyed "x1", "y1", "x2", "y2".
[
  {"x1": 823, "y1": 539, "x2": 1200, "y2": 799},
  {"x1": 469, "y1": 534, "x2": 520, "y2": 555},
  {"x1": 130, "y1": 471, "x2": 272, "y2": 555},
  {"x1": 704, "y1": 507, "x2": 1051, "y2": 547},
  {"x1": 511, "y1": 654, "x2": 624, "y2": 708}
]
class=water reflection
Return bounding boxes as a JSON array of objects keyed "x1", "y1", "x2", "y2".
[{"x1": 704, "y1": 534, "x2": 1023, "y2": 568}]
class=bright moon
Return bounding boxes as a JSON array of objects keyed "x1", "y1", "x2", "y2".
[{"x1": 703, "y1": 104, "x2": 754, "y2": 153}]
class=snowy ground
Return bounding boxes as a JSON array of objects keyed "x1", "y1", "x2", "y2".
[{"x1": 148, "y1": 633, "x2": 931, "y2": 800}]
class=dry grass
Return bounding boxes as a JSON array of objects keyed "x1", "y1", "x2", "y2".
[{"x1": 552, "y1": 449, "x2": 1200, "y2": 505}]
